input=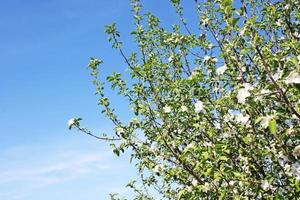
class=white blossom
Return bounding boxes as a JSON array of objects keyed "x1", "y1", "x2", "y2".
[
  {"x1": 203, "y1": 55, "x2": 211, "y2": 62},
  {"x1": 287, "y1": 127, "x2": 294, "y2": 135},
  {"x1": 284, "y1": 163, "x2": 292, "y2": 177},
  {"x1": 130, "y1": 117, "x2": 140, "y2": 125},
  {"x1": 293, "y1": 145, "x2": 300, "y2": 158},
  {"x1": 168, "y1": 56, "x2": 173, "y2": 63},
  {"x1": 275, "y1": 20, "x2": 282, "y2": 26},
  {"x1": 291, "y1": 162, "x2": 300, "y2": 181},
  {"x1": 203, "y1": 182, "x2": 210, "y2": 192},
  {"x1": 286, "y1": 139, "x2": 294, "y2": 146},
  {"x1": 260, "y1": 89, "x2": 271, "y2": 95},
  {"x1": 285, "y1": 71, "x2": 300, "y2": 84},
  {"x1": 137, "y1": 142, "x2": 143, "y2": 148},
  {"x1": 163, "y1": 105, "x2": 171, "y2": 113},
  {"x1": 203, "y1": 55, "x2": 217, "y2": 63},
  {"x1": 284, "y1": 4, "x2": 290, "y2": 10},
  {"x1": 216, "y1": 64, "x2": 227, "y2": 75},
  {"x1": 222, "y1": 181, "x2": 228, "y2": 187},
  {"x1": 156, "y1": 156, "x2": 164, "y2": 161},
  {"x1": 68, "y1": 118, "x2": 76, "y2": 129},
  {"x1": 273, "y1": 69, "x2": 283, "y2": 81},
  {"x1": 238, "y1": 181, "x2": 244, "y2": 187},
  {"x1": 260, "y1": 115, "x2": 275, "y2": 128},
  {"x1": 188, "y1": 70, "x2": 199, "y2": 80},
  {"x1": 235, "y1": 113, "x2": 250, "y2": 124},
  {"x1": 243, "y1": 83, "x2": 253, "y2": 90},
  {"x1": 201, "y1": 18, "x2": 209, "y2": 26},
  {"x1": 149, "y1": 145, "x2": 158, "y2": 153},
  {"x1": 242, "y1": 164, "x2": 250, "y2": 173},
  {"x1": 220, "y1": 132, "x2": 231, "y2": 139},
  {"x1": 181, "y1": 105, "x2": 188, "y2": 112},
  {"x1": 292, "y1": 114, "x2": 299, "y2": 120},
  {"x1": 203, "y1": 141, "x2": 213, "y2": 147},
  {"x1": 237, "y1": 83, "x2": 253, "y2": 104},
  {"x1": 229, "y1": 180, "x2": 235, "y2": 186},
  {"x1": 186, "y1": 186, "x2": 193, "y2": 192},
  {"x1": 212, "y1": 58, "x2": 218, "y2": 63},
  {"x1": 255, "y1": 89, "x2": 271, "y2": 101},
  {"x1": 186, "y1": 142, "x2": 195, "y2": 149},
  {"x1": 194, "y1": 100, "x2": 204, "y2": 113},
  {"x1": 224, "y1": 113, "x2": 234, "y2": 122},
  {"x1": 191, "y1": 178, "x2": 198, "y2": 186},
  {"x1": 238, "y1": 155, "x2": 248, "y2": 163},
  {"x1": 215, "y1": 122, "x2": 221, "y2": 129},
  {"x1": 254, "y1": 95, "x2": 263, "y2": 102},
  {"x1": 261, "y1": 180, "x2": 270, "y2": 191},
  {"x1": 153, "y1": 164, "x2": 164, "y2": 173},
  {"x1": 116, "y1": 127, "x2": 125, "y2": 134},
  {"x1": 277, "y1": 152, "x2": 289, "y2": 167}
]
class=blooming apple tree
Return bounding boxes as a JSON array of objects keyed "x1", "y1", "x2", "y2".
[{"x1": 70, "y1": 0, "x2": 300, "y2": 199}]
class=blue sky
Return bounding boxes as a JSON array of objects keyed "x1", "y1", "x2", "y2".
[{"x1": 0, "y1": 1, "x2": 196, "y2": 199}]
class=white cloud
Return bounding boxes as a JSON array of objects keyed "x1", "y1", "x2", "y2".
[
  {"x1": 0, "y1": 142, "x2": 134, "y2": 200},
  {"x1": 0, "y1": 150, "x2": 114, "y2": 185},
  {"x1": 0, "y1": 111, "x2": 142, "y2": 200}
]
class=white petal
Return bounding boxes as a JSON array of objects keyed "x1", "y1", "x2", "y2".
[
  {"x1": 285, "y1": 71, "x2": 300, "y2": 84},
  {"x1": 191, "y1": 178, "x2": 198, "y2": 186},
  {"x1": 194, "y1": 100, "x2": 204, "y2": 113},
  {"x1": 216, "y1": 64, "x2": 227, "y2": 75},
  {"x1": 261, "y1": 180, "x2": 270, "y2": 191},
  {"x1": 68, "y1": 118, "x2": 75, "y2": 129},
  {"x1": 203, "y1": 55, "x2": 211, "y2": 62},
  {"x1": 163, "y1": 105, "x2": 171, "y2": 113},
  {"x1": 260, "y1": 115, "x2": 274, "y2": 128},
  {"x1": 181, "y1": 105, "x2": 188, "y2": 112}
]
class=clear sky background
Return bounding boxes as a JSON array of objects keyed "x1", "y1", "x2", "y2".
[{"x1": 0, "y1": 1, "x2": 196, "y2": 199}]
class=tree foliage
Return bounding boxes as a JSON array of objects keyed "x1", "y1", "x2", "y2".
[{"x1": 71, "y1": 0, "x2": 300, "y2": 199}]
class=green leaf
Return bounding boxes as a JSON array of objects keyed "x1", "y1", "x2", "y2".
[
  {"x1": 232, "y1": 17, "x2": 240, "y2": 26},
  {"x1": 255, "y1": 116, "x2": 264, "y2": 124},
  {"x1": 113, "y1": 149, "x2": 120, "y2": 156},
  {"x1": 269, "y1": 119, "x2": 276, "y2": 134},
  {"x1": 233, "y1": 171, "x2": 243, "y2": 178},
  {"x1": 243, "y1": 134, "x2": 252, "y2": 144},
  {"x1": 219, "y1": 156, "x2": 228, "y2": 162},
  {"x1": 177, "y1": 190, "x2": 185, "y2": 199}
]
